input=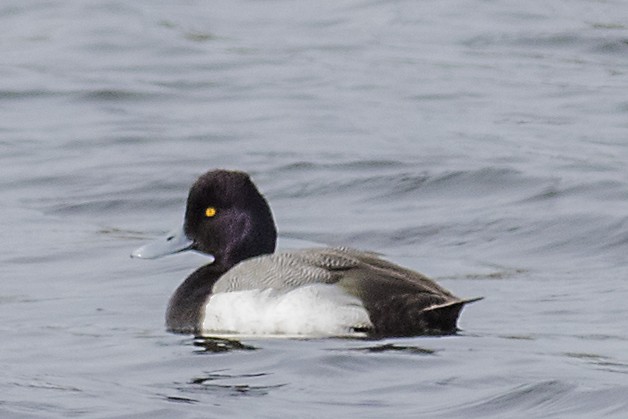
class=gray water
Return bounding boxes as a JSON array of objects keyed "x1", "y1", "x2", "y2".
[{"x1": 2, "y1": 0, "x2": 628, "y2": 417}]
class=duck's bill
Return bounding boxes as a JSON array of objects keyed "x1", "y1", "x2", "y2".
[{"x1": 131, "y1": 227, "x2": 195, "y2": 259}]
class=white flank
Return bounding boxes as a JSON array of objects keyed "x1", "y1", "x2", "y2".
[{"x1": 201, "y1": 284, "x2": 372, "y2": 337}]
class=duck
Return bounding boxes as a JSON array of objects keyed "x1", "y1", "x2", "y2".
[{"x1": 132, "y1": 169, "x2": 481, "y2": 338}]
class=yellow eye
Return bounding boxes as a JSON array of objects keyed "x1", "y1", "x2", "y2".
[{"x1": 204, "y1": 207, "x2": 217, "y2": 217}]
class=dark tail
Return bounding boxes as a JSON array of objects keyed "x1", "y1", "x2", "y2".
[
  {"x1": 422, "y1": 297, "x2": 483, "y2": 333},
  {"x1": 366, "y1": 296, "x2": 483, "y2": 337}
]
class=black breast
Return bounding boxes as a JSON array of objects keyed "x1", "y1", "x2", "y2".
[{"x1": 166, "y1": 264, "x2": 225, "y2": 334}]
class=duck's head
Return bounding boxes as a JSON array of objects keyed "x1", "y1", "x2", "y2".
[{"x1": 132, "y1": 170, "x2": 277, "y2": 268}]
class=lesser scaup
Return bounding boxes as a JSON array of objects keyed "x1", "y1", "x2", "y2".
[{"x1": 132, "y1": 169, "x2": 481, "y2": 338}]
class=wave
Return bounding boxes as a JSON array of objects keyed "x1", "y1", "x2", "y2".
[{"x1": 429, "y1": 381, "x2": 628, "y2": 418}]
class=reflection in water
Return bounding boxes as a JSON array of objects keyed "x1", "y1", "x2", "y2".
[
  {"x1": 193, "y1": 336, "x2": 258, "y2": 353},
  {"x1": 190, "y1": 372, "x2": 268, "y2": 384},
  {"x1": 338, "y1": 343, "x2": 437, "y2": 355},
  {"x1": 170, "y1": 371, "x2": 285, "y2": 401},
  {"x1": 165, "y1": 395, "x2": 197, "y2": 404}
]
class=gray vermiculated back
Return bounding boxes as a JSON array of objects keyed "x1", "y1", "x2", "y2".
[
  {"x1": 212, "y1": 247, "x2": 358, "y2": 292},
  {"x1": 212, "y1": 246, "x2": 455, "y2": 299}
]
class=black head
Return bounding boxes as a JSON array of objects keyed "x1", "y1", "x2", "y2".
[{"x1": 183, "y1": 170, "x2": 277, "y2": 268}]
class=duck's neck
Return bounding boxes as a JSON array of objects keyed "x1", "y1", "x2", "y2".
[{"x1": 166, "y1": 263, "x2": 229, "y2": 334}]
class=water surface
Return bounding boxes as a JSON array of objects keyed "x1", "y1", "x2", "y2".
[{"x1": 2, "y1": 0, "x2": 628, "y2": 417}]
